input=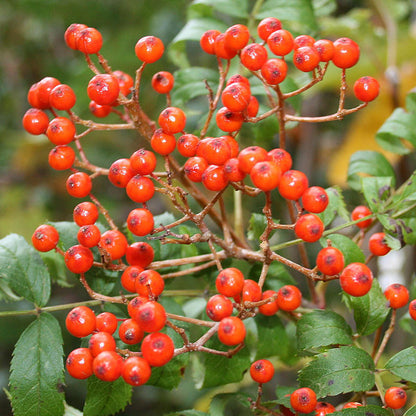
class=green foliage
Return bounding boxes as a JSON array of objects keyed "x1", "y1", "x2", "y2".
[{"x1": 385, "y1": 346, "x2": 416, "y2": 383}]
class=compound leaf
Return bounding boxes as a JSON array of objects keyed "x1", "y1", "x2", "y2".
[{"x1": 385, "y1": 346, "x2": 416, "y2": 383}]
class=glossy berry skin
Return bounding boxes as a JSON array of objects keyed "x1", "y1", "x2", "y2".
[
  {"x1": 315, "y1": 402, "x2": 336, "y2": 416},
  {"x1": 77, "y1": 224, "x2": 101, "y2": 248},
  {"x1": 184, "y1": 156, "x2": 208, "y2": 182},
  {"x1": 267, "y1": 148, "x2": 292, "y2": 173},
  {"x1": 294, "y1": 214, "x2": 324, "y2": 243},
  {"x1": 240, "y1": 279, "x2": 262, "y2": 303},
  {"x1": 290, "y1": 388, "x2": 317, "y2": 414},
  {"x1": 48, "y1": 145, "x2": 75, "y2": 170},
  {"x1": 215, "y1": 107, "x2": 243, "y2": 132},
  {"x1": 302, "y1": 186, "x2": 329, "y2": 213},
  {"x1": 354, "y1": 76, "x2": 380, "y2": 102},
  {"x1": 197, "y1": 137, "x2": 231, "y2": 166},
  {"x1": 409, "y1": 299, "x2": 416, "y2": 320},
  {"x1": 32, "y1": 224, "x2": 59, "y2": 252},
  {"x1": 135, "y1": 269, "x2": 165, "y2": 298},
  {"x1": 96, "y1": 312, "x2": 118, "y2": 334},
  {"x1": 314, "y1": 39, "x2": 335, "y2": 62},
  {"x1": 177, "y1": 134, "x2": 199, "y2": 157},
  {"x1": 293, "y1": 35, "x2": 316, "y2": 49},
  {"x1": 76, "y1": 27, "x2": 103, "y2": 54},
  {"x1": 118, "y1": 319, "x2": 144, "y2": 345},
  {"x1": 126, "y1": 175, "x2": 155, "y2": 203},
  {"x1": 122, "y1": 356, "x2": 151, "y2": 386},
  {"x1": 224, "y1": 24, "x2": 250, "y2": 51},
  {"x1": 224, "y1": 158, "x2": 246, "y2": 182},
  {"x1": 135, "y1": 36, "x2": 164, "y2": 63},
  {"x1": 206, "y1": 294, "x2": 233, "y2": 321},
  {"x1": 127, "y1": 208, "x2": 154, "y2": 236},
  {"x1": 73, "y1": 202, "x2": 99, "y2": 226},
  {"x1": 240, "y1": 43, "x2": 268, "y2": 71},
  {"x1": 332, "y1": 37, "x2": 360, "y2": 69},
  {"x1": 202, "y1": 164, "x2": 228, "y2": 192},
  {"x1": 250, "y1": 160, "x2": 281, "y2": 191},
  {"x1": 64, "y1": 244, "x2": 94, "y2": 274},
  {"x1": 66, "y1": 171, "x2": 92, "y2": 198},
  {"x1": 257, "y1": 17, "x2": 282, "y2": 41},
  {"x1": 64, "y1": 23, "x2": 88, "y2": 50},
  {"x1": 141, "y1": 332, "x2": 175, "y2": 367},
  {"x1": 351, "y1": 205, "x2": 373, "y2": 228},
  {"x1": 258, "y1": 290, "x2": 279, "y2": 316},
  {"x1": 261, "y1": 58, "x2": 288, "y2": 85},
  {"x1": 250, "y1": 359, "x2": 275, "y2": 384},
  {"x1": 369, "y1": 232, "x2": 391, "y2": 256},
  {"x1": 316, "y1": 246, "x2": 345, "y2": 276},
  {"x1": 247, "y1": 95, "x2": 259, "y2": 117},
  {"x1": 384, "y1": 387, "x2": 407, "y2": 409},
  {"x1": 49, "y1": 84, "x2": 76, "y2": 110},
  {"x1": 267, "y1": 29, "x2": 294, "y2": 56},
  {"x1": 278, "y1": 170, "x2": 309, "y2": 201},
  {"x1": 342, "y1": 402, "x2": 363, "y2": 409},
  {"x1": 221, "y1": 82, "x2": 251, "y2": 113},
  {"x1": 340, "y1": 262, "x2": 373, "y2": 297},
  {"x1": 108, "y1": 158, "x2": 134, "y2": 188},
  {"x1": 151, "y1": 128, "x2": 176, "y2": 155},
  {"x1": 151, "y1": 71, "x2": 174, "y2": 94},
  {"x1": 135, "y1": 301, "x2": 166, "y2": 332},
  {"x1": 200, "y1": 30, "x2": 221, "y2": 55},
  {"x1": 89, "y1": 100, "x2": 112, "y2": 118},
  {"x1": 218, "y1": 316, "x2": 246, "y2": 346},
  {"x1": 127, "y1": 296, "x2": 149, "y2": 322},
  {"x1": 46, "y1": 117, "x2": 76, "y2": 145},
  {"x1": 216, "y1": 267, "x2": 245, "y2": 298},
  {"x1": 22, "y1": 108, "x2": 49, "y2": 135},
  {"x1": 29, "y1": 77, "x2": 61, "y2": 109},
  {"x1": 99, "y1": 230, "x2": 128, "y2": 261},
  {"x1": 130, "y1": 148, "x2": 157, "y2": 175},
  {"x1": 125, "y1": 241, "x2": 154, "y2": 267},
  {"x1": 121, "y1": 266, "x2": 144, "y2": 293},
  {"x1": 238, "y1": 146, "x2": 268, "y2": 174},
  {"x1": 89, "y1": 331, "x2": 116, "y2": 357},
  {"x1": 293, "y1": 46, "x2": 320, "y2": 72},
  {"x1": 384, "y1": 283, "x2": 409, "y2": 309},
  {"x1": 221, "y1": 134, "x2": 239, "y2": 157},
  {"x1": 93, "y1": 350, "x2": 123, "y2": 382},
  {"x1": 158, "y1": 106, "x2": 186, "y2": 134},
  {"x1": 214, "y1": 33, "x2": 238, "y2": 60},
  {"x1": 65, "y1": 306, "x2": 96, "y2": 338},
  {"x1": 66, "y1": 347, "x2": 94, "y2": 379},
  {"x1": 87, "y1": 74, "x2": 120, "y2": 106},
  {"x1": 277, "y1": 285, "x2": 302, "y2": 311}
]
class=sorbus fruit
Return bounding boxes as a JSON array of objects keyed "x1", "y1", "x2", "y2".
[
  {"x1": 332, "y1": 37, "x2": 360, "y2": 69},
  {"x1": 277, "y1": 285, "x2": 302, "y2": 311},
  {"x1": 158, "y1": 106, "x2": 186, "y2": 134},
  {"x1": 206, "y1": 294, "x2": 234, "y2": 321},
  {"x1": 226, "y1": 74, "x2": 250, "y2": 88},
  {"x1": 89, "y1": 331, "x2": 116, "y2": 357},
  {"x1": 315, "y1": 402, "x2": 335, "y2": 416},
  {"x1": 221, "y1": 82, "x2": 251, "y2": 113},
  {"x1": 99, "y1": 229, "x2": 128, "y2": 261},
  {"x1": 294, "y1": 214, "x2": 324, "y2": 243},
  {"x1": 353, "y1": 76, "x2": 380, "y2": 102},
  {"x1": 77, "y1": 224, "x2": 101, "y2": 248},
  {"x1": 200, "y1": 30, "x2": 221, "y2": 55},
  {"x1": 261, "y1": 58, "x2": 288, "y2": 85},
  {"x1": 135, "y1": 269, "x2": 165, "y2": 298},
  {"x1": 64, "y1": 23, "x2": 88, "y2": 50},
  {"x1": 250, "y1": 160, "x2": 281, "y2": 191},
  {"x1": 214, "y1": 33, "x2": 238, "y2": 60},
  {"x1": 49, "y1": 84, "x2": 76, "y2": 110},
  {"x1": 290, "y1": 387, "x2": 317, "y2": 414},
  {"x1": 96, "y1": 312, "x2": 118, "y2": 334},
  {"x1": 293, "y1": 46, "x2": 320, "y2": 72},
  {"x1": 122, "y1": 356, "x2": 151, "y2": 386},
  {"x1": 409, "y1": 299, "x2": 416, "y2": 320},
  {"x1": 224, "y1": 158, "x2": 246, "y2": 182},
  {"x1": 46, "y1": 117, "x2": 76, "y2": 145},
  {"x1": 22, "y1": 108, "x2": 49, "y2": 135},
  {"x1": 87, "y1": 74, "x2": 120, "y2": 106},
  {"x1": 135, "y1": 300, "x2": 166, "y2": 332},
  {"x1": 73, "y1": 201, "x2": 99, "y2": 226},
  {"x1": 246, "y1": 95, "x2": 260, "y2": 117},
  {"x1": 250, "y1": 359, "x2": 274, "y2": 384},
  {"x1": 342, "y1": 402, "x2": 363, "y2": 409},
  {"x1": 76, "y1": 27, "x2": 103, "y2": 54},
  {"x1": 64, "y1": 244, "x2": 94, "y2": 274},
  {"x1": 177, "y1": 134, "x2": 199, "y2": 157},
  {"x1": 294, "y1": 35, "x2": 316, "y2": 49},
  {"x1": 184, "y1": 156, "x2": 208, "y2": 182},
  {"x1": 141, "y1": 332, "x2": 175, "y2": 367},
  {"x1": 93, "y1": 350, "x2": 123, "y2": 382},
  {"x1": 369, "y1": 232, "x2": 391, "y2": 256},
  {"x1": 384, "y1": 387, "x2": 407, "y2": 409},
  {"x1": 267, "y1": 148, "x2": 292, "y2": 173},
  {"x1": 316, "y1": 246, "x2": 345, "y2": 276},
  {"x1": 113, "y1": 70, "x2": 134, "y2": 96},
  {"x1": 127, "y1": 208, "x2": 154, "y2": 236},
  {"x1": 217, "y1": 316, "x2": 246, "y2": 346},
  {"x1": 339, "y1": 262, "x2": 373, "y2": 297},
  {"x1": 151, "y1": 71, "x2": 174, "y2": 94},
  {"x1": 127, "y1": 296, "x2": 149, "y2": 321},
  {"x1": 221, "y1": 134, "x2": 239, "y2": 157},
  {"x1": 151, "y1": 128, "x2": 177, "y2": 155},
  {"x1": 66, "y1": 347, "x2": 94, "y2": 379},
  {"x1": 314, "y1": 39, "x2": 335, "y2": 62},
  {"x1": 35, "y1": 77, "x2": 61, "y2": 109},
  {"x1": 384, "y1": 283, "x2": 409, "y2": 309},
  {"x1": 240, "y1": 279, "x2": 262, "y2": 303},
  {"x1": 258, "y1": 290, "x2": 279, "y2": 316},
  {"x1": 197, "y1": 137, "x2": 231, "y2": 166},
  {"x1": 125, "y1": 241, "x2": 154, "y2": 268},
  {"x1": 238, "y1": 146, "x2": 268, "y2": 174},
  {"x1": 121, "y1": 266, "x2": 144, "y2": 293},
  {"x1": 89, "y1": 100, "x2": 112, "y2": 118},
  {"x1": 257, "y1": 17, "x2": 282, "y2": 42},
  {"x1": 48, "y1": 145, "x2": 76, "y2": 170},
  {"x1": 118, "y1": 319, "x2": 144, "y2": 345},
  {"x1": 135, "y1": 36, "x2": 164, "y2": 63},
  {"x1": 216, "y1": 267, "x2": 245, "y2": 298},
  {"x1": 31, "y1": 224, "x2": 59, "y2": 252},
  {"x1": 351, "y1": 205, "x2": 373, "y2": 228},
  {"x1": 108, "y1": 158, "x2": 134, "y2": 188},
  {"x1": 224, "y1": 24, "x2": 250, "y2": 51},
  {"x1": 66, "y1": 171, "x2": 92, "y2": 198},
  {"x1": 278, "y1": 170, "x2": 309, "y2": 201},
  {"x1": 215, "y1": 107, "x2": 244, "y2": 132},
  {"x1": 302, "y1": 186, "x2": 329, "y2": 213},
  {"x1": 65, "y1": 306, "x2": 96, "y2": 338},
  {"x1": 130, "y1": 148, "x2": 157, "y2": 175},
  {"x1": 240, "y1": 43, "x2": 268, "y2": 71},
  {"x1": 126, "y1": 175, "x2": 155, "y2": 203},
  {"x1": 267, "y1": 29, "x2": 294, "y2": 56},
  {"x1": 202, "y1": 164, "x2": 228, "y2": 191}
]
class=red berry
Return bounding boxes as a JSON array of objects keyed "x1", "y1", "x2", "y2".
[
  {"x1": 158, "y1": 107, "x2": 186, "y2": 134},
  {"x1": 221, "y1": 83, "x2": 251, "y2": 113},
  {"x1": 202, "y1": 164, "x2": 228, "y2": 192},
  {"x1": 216, "y1": 267, "x2": 245, "y2": 298},
  {"x1": 250, "y1": 160, "x2": 281, "y2": 191},
  {"x1": 218, "y1": 316, "x2": 246, "y2": 346},
  {"x1": 238, "y1": 146, "x2": 268, "y2": 173},
  {"x1": 294, "y1": 214, "x2": 324, "y2": 243},
  {"x1": 32, "y1": 224, "x2": 59, "y2": 252},
  {"x1": 93, "y1": 350, "x2": 123, "y2": 382},
  {"x1": 278, "y1": 170, "x2": 309, "y2": 201},
  {"x1": 384, "y1": 387, "x2": 407, "y2": 409},
  {"x1": 66, "y1": 171, "x2": 92, "y2": 198},
  {"x1": 126, "y1": 175, "x2": 155, "y2": 203},
  {"x1": 409, "y1": 299, "x2": 416, "y2": 320},
  {"x1": 76, "y1": 27, "x2": 103, "y2": 54},
  {"x1": 343, "y1": 402, "x2": 363, "y2": 409},
  {"x1": 48, "y1": 145, "x2": 76, "y2": 170},
  {"x1": 302, "y1": 186, "x2": 329, "y2": 213},
  {"x1": 215, "y1": 107, "x2": 244, "y2": 132},
  {"x1": 177, "y1": 134, "x2": 199, "y2": 157},
  {"x1": 315, "y1": 402, "x2": 335, "y2": 416},
  {"x1": 314, "y1": 39, "x2": 335, "y2": 62},
  {"x1": 226, "y1": 74, "x2": 251, "y2": 88},
  {"x1": 151, "y1": 71, "x2": 174, "y2": 94},
  {"x1": 127, "y1": 208, "x2": 154, "y2": 236},
  {"x1": 96, "y1": 312, "x2": 118, "y2": 334},
  {"x1": 293, "y1": 46, "x2": 320, "y2": 72},
  {"x1": 77, "y1": 224, "x2": 101, "y2": 248},
  {"x1": 135, "y1": 36, "x2": 164, "y2": 63},
  {"x1": 127, "y1": 296, "x2": 149, "y2": 321},
  {"x1": 240, "y1": 43, "x2": 268, "y2": 71},
  {"x1": 257, "y1": 17, "x2": 282, "y2": 42},
  {"x1": 130, "y1": 148, "x2": 157, "y2": 175},
  {"x1": 87, "y1": 74, "x2": 120, "y2": 106},
  {"x1": 214, "y1": 33, "x2": 238, "y2": 60},
  {"x1": 46, "y1": 117, "x2": 76, "y2": 145},
  {"x1": 35, "y1": 77, "x2": 61, "y2": 109},
  {"x1": 340, "y1": 262, "x2": 373, "y2": 297},
  {"x1": 121, "y1": 266, "x2": 144, "y2": 293},
  {"x1": 89, "y1": 100, "x2": 112, "y2": 118},
  {"x1": 353, "y1": 76, "x2": 380, "y2": 102},
  {"x1": 293, "y1": 35, "x2": 316, "y2": 49},
  {"x1": 49, "y1": 84, "x2": 76, "y2": 110},
  {"x1": 135, "y1": 300, "x2": 166, "y2": 332},
  {"x1": 316, "y1": 246, "x2": 345, "y2": 276},
  {"x1": 369, "y1": 232, "x2": 391, "y2": 256},
  {"x1": 240, "y1": 279, "x2": 262, "y2": 303},
  {"x1": 250, "y1": 359, "x2": 274, "y2": 384},
  {"x1": 384, "y1": 283, "x2": 409, "y2": 309},
  {"x1": 277, "y1": 285, "x2": 302, "y2": 311},
  {"x1": 258, "y1": 290, "x2": 279, "y2": 316},
  {"x1": 73, "y1": 202, "x2": 99, "y2": 226},
  {"x1": 22, "y1": 108, "x2": 49, "y2": 135},
  {"x1": 108, "y1": 158, "x2": 134, "y2": 188},
  {"x1": 99, "y1": 229, "x2": 128, "y2": 261},
  {"x1": 332, "y1": 37, "x2": 360, "y2": 69},
  {"x1": 118, "y1": 319, "x2": 144, "y2": 345},
  {"x1": 64, "y1": 23, "x2": 87, "y2": 50},
  {"x1": 246, "y1": 95, "x2": 259, "y2": 117},
  {"x1": 65, "y1": 306, "x2": 96, "y2": 338},
  {"x1": 206, "y1": 294, "x2": 233, "y2": 321},
  {"x1": 220, "y1": 135, "x2": 239, "y2": 157},
  {"x1": 197, "y1": 137, "x2": 231, "y2": 166},
  {"x1": 125, "y1": 241, "x2": 154, "y2": 267},
  {"x1": 122, "y1": 356, "x2": 151, "y2": 386},
  {"x1": 261, "y1": 58, "x2": 288, "y2": 85},
  {"x1": 290, "y1": 388, "x2": 317, "y2": 414},
  {"x1": 89, "y1": 331, "x2": 116, "y2": 357},
  {"x1": 267, "y1": 29, "x2": 294, "y2": 56},
  {"x1": 200, "y1": 30, "x2": 221, "y2": 55},
  {"x1": 64, "y1": 244, "x2": 94, "y2": 274},
  {"x1": 66, "y1": 347, "x2": 93, "y2": 379},
  {"x1": 224, "y1": 24, "x2": 250, "y2": 51},
  {"x1": 224, "y1": 158, "x2": 246, "y2": 182},
  {"x1": 135, "y1": 269, "x2": 165, "y2": 298},
  {"x1": 267, "y1": 148, "x2": 292, "y2": 173},
  {"x1": 141, "y1": 332, "x2": 175, "y2": 367},
  {"x1": 113, "y1": 70, "x2": 134, "y2": 96},
  {"x1": 184, "y1": 156, "x2": 209, "y2": 182},
  {"x1": 351, "y1": 205, "x2": 373, "y2": 228},
  {"x1": 151, "y1": 128, "x2": 177, "y2": 155}
]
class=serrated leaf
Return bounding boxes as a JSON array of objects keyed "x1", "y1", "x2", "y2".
[
  {"x1": 0, "y1": 234, "x2": 50, "y2": 306},
  {"x1": 50, "y1": 221, "x2": 79, "y2": 251},
  {"x1": 202, "y1": 340, "x2": 250, "y2": 388},
  {"x1": 298, "y1": 346, "x2": 375, "y2": 397},
  {"x1": 255, "y1": 315, "x2": 289, "y2": 360},
  {"x1": 376, "y1": 108, "x2": 416, "y2": 155},
  {"x1": 296, "y1": 310, "x2": 352, "y2": 352},
  {"x1": 40, "y1": 250, "x2": 75, "y2": 288},
  {"x1": 332, "y1": 405, "x2": 392, "y2": 416},
  {"x1": 343, "y1": 279, "x2": 390, "y2": 336},
  {"x1": 323, "y1": 234, "x2": 365, "y2": 265},
  {"x1": 192, "y1": 0, "x2": 248, "y2": 18},
  {"x1": 361, "y1": 176, "x2": 394, "y2": 213},
  {"x1": 83, "y1": 376, "x2": 132, "y2": 416},
  {"x1": 347, "y1": 151, "x2": 396, "y2": 191},
  {"x1": 9, "y1": 313, "x2": 64, "y2": 416},
  {"x1": 317, "y1": 186, "x2": 350, "y2": 226},
  {"x1": 385, "y1": 346, "x2": 416, "y2": 383}
]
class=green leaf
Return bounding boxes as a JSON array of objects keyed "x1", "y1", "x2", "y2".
[
  {"x1": 404, "y1": 403, "x2": 416, "y2": 416},
  {"x1": 247, "y1": 213, "x2": 267, "y2": 241},
  {"x1": 343, "y1": 279, "x2": 390, "y2": 336},
  {"x1": 50, "y1": 221, "x2": 79, "y2": 251},
  {"x1": 192, "y1": 0, "x2": 248, "y2": 18},
  {"x1": 406, "y1": 90, "x2": 416, "y2": 113},
  {"x1": 209, "y1": 392, "x2": 251, "y2": 416},
  {"x1": 0, "y1": 234, "x2": 50, "y2": 306},
  {"x1": 313, "y1": 0, "x2": 337, "y2": 17},
  {"x1": 64, "y1": 403, "x2": 83, "y2": 416},
  {"x1": 202, "y1": 340, "x2": 250, "y2": 388},
  {"x1": 255, "y1": 315, "x2": 289, "y2": 360},
  {"x1": 385, "y1": 346, "x2": 416, "y2": 383},
  {"x1": 317, "y1": 186, "x2": 350, "y2": 226},
  {"x1": 296, "y1": 310, "x2": 352, "y2": 353},
  {"x1": 361, "y1": 176, "x2": 394, "y2": 213},
  {"x1": 323, "y1": 234, "x2": 365, "y2": 265},
  {"x1": 298, "y1": 346, "x2": 375, "y2": 397},
  {"x1": 256, "y1": 0, "x2": 318, "y2": 32},
  {"x1": 9, "y1": 313, "x2": 64, "y2": 416},
  {"x1": 83, "y1": 376, "x2": 132, "y2": 416},
  {"x1": 376, "y1": 108, "x2": 416, "y2": 155},
  {"x1": 347, "y1": 151, "x2": 396, "y2": 191},
  {"x1": 332, "y1": 405, "x2": 392, "y2": 416},
  {"x1": 166, "y1": 411, "x2": 207, "y2": 416},
  {"x1": 40, "y1": 250, "x2": 75, "y2": 288}
]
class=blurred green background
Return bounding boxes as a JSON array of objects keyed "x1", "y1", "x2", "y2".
[{"x1": 1, "y1": 0, "x2": 416, "y2": 414}]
